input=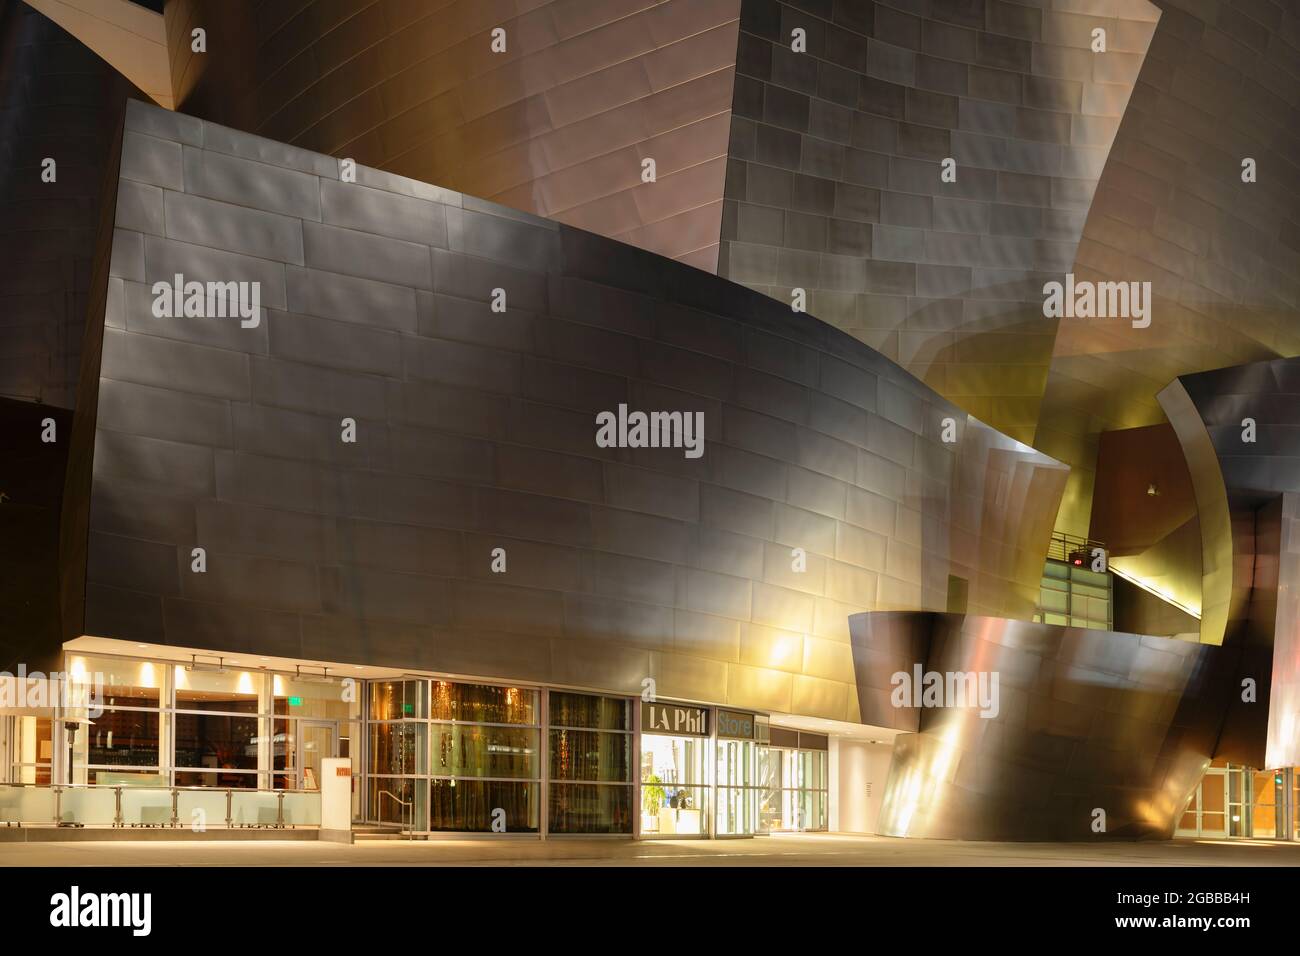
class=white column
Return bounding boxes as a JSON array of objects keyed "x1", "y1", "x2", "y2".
[
  {"x1": 835, "y1": 740, "x2": 894, "y2": 834},
  {"x1": 827, "y1": 736, "x2": 840, "y2": 832}
]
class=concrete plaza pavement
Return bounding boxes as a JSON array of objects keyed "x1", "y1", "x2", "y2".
[{"x1": 1, "y1": 832, "x2": 1298, "y2": 866}]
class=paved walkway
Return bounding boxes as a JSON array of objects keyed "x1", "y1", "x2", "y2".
[{"x1": 2, "y1": 832, "x2": 1298, "y2": 866}]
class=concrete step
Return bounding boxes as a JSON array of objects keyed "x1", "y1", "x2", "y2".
[{"x1": 353, "y1": 827, "x2": 417, "y2": 841}]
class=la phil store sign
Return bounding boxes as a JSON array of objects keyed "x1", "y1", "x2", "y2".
[{"x1": 641, "y1": 703, "x2": 757, "y2": 739}]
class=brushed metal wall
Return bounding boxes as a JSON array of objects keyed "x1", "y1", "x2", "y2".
[
  {"x1": 851, "y1": 610, "x2": 1226, "y2": 840},
  {"x1": 1158, "y1": 357, "x2": 1300, "y2": 767},
  {"x1": 0, "y1": 0, "x2": 138, "y2": 408},
  {"x1": 718, "y1": 0, "x2": 1159, "y2": 446},
  {"x1": 1039, "y1": 0, "x2": 1300, "y2": 537},
  {"x1": 163, "y1": 0, "x2": 741, "y2": 271},
  {"x1": 65, "y1": 100, "x2": 1069, "y2": 724}
]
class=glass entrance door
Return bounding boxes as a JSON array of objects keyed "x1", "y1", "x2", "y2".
[
  {"x1": 715, "y1": 738, "x2": 757, "y2": 836},
  {"x1": 298, "y1": 722, "x2": 335, "y2": 792},
  {"x1": 1178, "y1": 767, "x2": 1228, "y2": 838}
]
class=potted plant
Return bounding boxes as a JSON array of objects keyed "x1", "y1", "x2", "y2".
[{"x1": 642, "y1": 773, "x2": 665, "y2": 829}]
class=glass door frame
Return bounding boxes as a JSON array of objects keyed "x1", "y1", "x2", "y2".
[
  {"x1": 637, "y1": 702, "x2": 713, "y2": 840},
  {"x1": 714, "y1": 735, "x2": 759, "y2": 838},
  {"x1": 295, "y1": 719, "x2": 338, "y2": 792},
  {"x1": 1177, "y1": 766, "x2": 1228, "y2": 838}
]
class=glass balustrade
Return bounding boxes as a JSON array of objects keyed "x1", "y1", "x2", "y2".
[
  {"x1": 281, "y1": 790, "x2": 321, "y2": 826},
  {"x1": 121, "y1": 787, "x2": 174, "y2": 827},
  {"x1": 0, "y1": 784, "x2": 58, "y2": 825},
  {"x1": 231, "y1": 790, "x2": 281, "y2": 827},
  {"x1": 176, "y1": 788, "x2": 228, "y2": 829},
  {"x1": 57, "y1": 785, "x2": 117, "y2": 826},
  {"x1": 0, "y1": 784, "x2": 328, "y2": 828}
]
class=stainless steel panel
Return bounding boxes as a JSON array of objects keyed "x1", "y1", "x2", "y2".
[{"x1": 853, "y1": 610, "x2": 1224, "y2": 840}]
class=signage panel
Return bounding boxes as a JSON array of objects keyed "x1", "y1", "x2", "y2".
[
  {"x1": 716, "y1": 709, "x2": 756, "y2": 739},
  {"x1": 641, "y1": 702, "x2": 708, "y2": 736}
]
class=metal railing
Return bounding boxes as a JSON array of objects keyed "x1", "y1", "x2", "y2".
[
  {"x1": 0, "y1": 782, "x2": 321, "y2": 829},
  {"x1": 376, "y1": 789, "x2": 415, "y2": 840},
  {"x1": 1046, "y1": 530, "x2": 1107, "y2": 566}
]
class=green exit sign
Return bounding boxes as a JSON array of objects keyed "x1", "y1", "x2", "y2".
[
  {"x1": 402, "y1": 703, "x2": 413, "y2": 714},
  {"x1": 288, "y1": 696, "x2": 303, "y2": 707}
]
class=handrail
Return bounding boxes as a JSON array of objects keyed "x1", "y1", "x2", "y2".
[
  {"x1": 0, "y1": 782, "x2": 317, "y2": 794},
  {"x1": 1046, "y1": 530, "x2": 1107, "y2": 565},
  {"x1": 376, "y1": 789, "x2": 414, "y2": 840}
]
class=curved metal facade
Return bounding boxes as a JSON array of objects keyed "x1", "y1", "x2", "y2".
[
  {"x1": 66, "y1": 99, "x2": 1068, "y2": 725},
  {"x1": 0, "y1": 0, "x2": 138, "y2": 408},
  {"x1": 851, "y1": 610, "x2": 1226, "y2": 840},
  {"x1": 163, "y1": 0, "x2": 741, "y2": 270},
  {"x1": 719, "y1": 0, "x2": 1158, "y2": 446},
  {"x1": 1158, "y1": 358, "x2": 1300, "y2": 768},
  {"x1": 1040, "y1": 0, "x2": 1300, "y2": 536},
  {"x1": 151, "y1": 2, "x2": 1300, "y2": 549}
]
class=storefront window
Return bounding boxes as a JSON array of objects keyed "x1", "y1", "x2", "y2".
[
  {"x1": 368, "y1": 776, "x2": 425, "y2": 826},
  {"x1": 176, "y1": 769, "x2": 258, "y2": 788},
  {"x1": 55, "y1": 654, "x2": 364, "y2": 793},
  {"x1": 370, "y1": 680, "x2": 427, "y2": 720},
  {"x1": 369, "y1": 722, "x2": 428, "y2": 776},
  {"x1": 174, "y1": 666, "x2": 262, "y2": 712},
  {"x1": 550, "y1": 691, "x2": 627, "y2": 730},
  {"x1": 5, "y1": 716, "x2": 53, "y2": 785},
  {"x1": 431, "y1": 681, "x2": 534, "y2": 724},
  {"x1": 548, "y1": 692, "x2": 632, "y2": 834},
  {"x1": 760, "y1": 730, "x2": 829, "y2": 832},
  {"x1": 360, "y1": 679, "x2": 550, "y2": 830},
  {"x1": 84, "y1": 709, "x2": 160, "y2": 768},
  {"x1": 432, "y1": 722, "x2": 537, "y2": 779},
  {"x1": 430, "y1": 779, "x2": 538, "y2": 832},
  {"x1": 640, "y1": 702, "x2": 709, "y2": 837},
  {"x1": 173, "y1": 713, "x2": 260, "y2": 778},
  {"x1": 549, "y1": 784, "x2": 632, "y2": 834},
  {"x1": 272, "y1": 674, "x2": 350, "y2": 722},
  {"x1": 68, "y1": 654, "x2": 163, "y2": 705}
]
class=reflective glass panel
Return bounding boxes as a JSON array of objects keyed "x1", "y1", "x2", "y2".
[
  {"x1": 548, "y1": 729, "x2": 630, "y2": 782},
  {"x1": 430, "y1": 723, "x2": 537, "y2": 779},
  {"x1": 429, "y1": 681, "x2": 536, "y2": 724},
  {"x1": 549, "y1": 784, "x2": 632, "y2": 834},
  {"x1": 549, "y1": 692, "x2": 628, "y2": 730},
  {"x1": 368, "y1": 722, "x2": 427, "y2": 776},
  {"x1": 369, "y1": 680, "x2": 427, "y2": 721},
  {"x1": 429, "y1": 779, "x2": 538, "y2": 832},
  {"x1": 173, "y1": 713, "x2": 259, "y2": 774}
]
